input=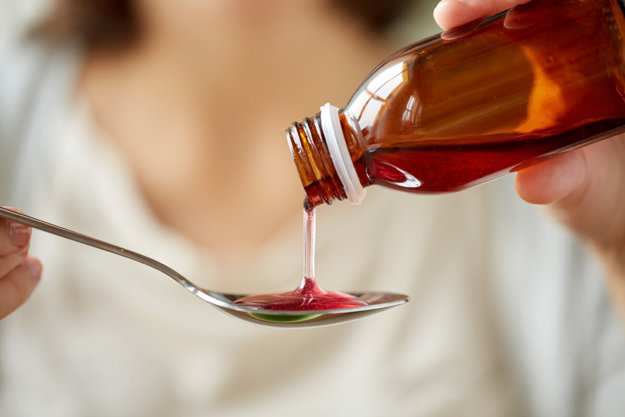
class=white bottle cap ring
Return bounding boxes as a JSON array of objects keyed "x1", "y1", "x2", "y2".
[{"x1": 319, "y1": 103, "x2": 366, "y2": 204}]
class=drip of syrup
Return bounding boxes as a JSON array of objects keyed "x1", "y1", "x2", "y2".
[{"x1": 234, "y1": 199, "x2": 367, "y2": 311}]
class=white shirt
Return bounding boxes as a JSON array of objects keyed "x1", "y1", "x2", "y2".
[{"x1": 0, "y1": 40, "x2": 624, "y2": 417}]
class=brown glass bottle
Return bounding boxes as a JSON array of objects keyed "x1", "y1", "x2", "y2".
[{"x1": 287, "y1": 0, "x2": 625, "y2": 206}]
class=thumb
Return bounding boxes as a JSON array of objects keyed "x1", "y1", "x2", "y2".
[{"x1": 433, "y1": 0, "x2": 531, "y2": 30}]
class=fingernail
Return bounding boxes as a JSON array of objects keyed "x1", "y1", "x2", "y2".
[
  {"x1": 24, "y1": 257, "x2": 42, "y2": 279},
  {"x1": 433, "y1": 1, "x2": 450, "y2": 20},
  {"x1": 9, "y1": 222, "x2": 31, "y2": 248}
]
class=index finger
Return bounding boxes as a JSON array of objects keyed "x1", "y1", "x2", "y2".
[{"x1": 433, "y1": 0, "x2": 532, "y2": 30}]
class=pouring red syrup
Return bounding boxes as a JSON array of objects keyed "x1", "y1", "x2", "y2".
[{"x1": 234, "y1": 199, "x2": 367, "y2": 311}]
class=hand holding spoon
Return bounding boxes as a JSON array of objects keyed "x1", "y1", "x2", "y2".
[{"x1": 0, "y1": 206, "x2": 408, "y2": 328}]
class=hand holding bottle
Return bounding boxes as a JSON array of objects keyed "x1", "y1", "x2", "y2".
[
  {"x1": 434, "y1": 0, "x2": 625, "y2": 319},
  {"x1": 0, "y1": 210, "x2": 42, "y2": 319}
]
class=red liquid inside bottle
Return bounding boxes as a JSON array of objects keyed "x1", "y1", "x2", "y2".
[
  {"x1": 234, "y1": 200, "x2": 367, "y2": 311},
  {"x1": 287, "y1": 0, "x2": 625, "y2": 206}
]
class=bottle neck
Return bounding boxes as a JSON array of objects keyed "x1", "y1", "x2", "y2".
[{"x1": 286, "y1": 103, "x2": 367, "y2": 206}]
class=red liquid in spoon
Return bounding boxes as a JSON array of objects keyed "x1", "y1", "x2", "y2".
[{"x1": 234, "y1": 199, "x2": 367, "y2": 311}]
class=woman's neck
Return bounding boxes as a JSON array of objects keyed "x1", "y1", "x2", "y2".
[{"x1": 79, "y1": 2, "x2": 390, "y2": 252}]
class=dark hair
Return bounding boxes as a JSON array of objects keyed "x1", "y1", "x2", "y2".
[
  {"x1": 35, "y1": 0, "x2": 413, "y2": 52},
  {"x1": 33, "y1": 0, "x2": 139, "y2": 52},
  {"x1": 331, "y1": 0, "x2": 414, "y2": 33}
]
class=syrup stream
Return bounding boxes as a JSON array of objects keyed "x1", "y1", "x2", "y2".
[
  {"x1": 302, "y1": 198, "x2": 315, "y2": 281},
  {"x1": 233, "y1": 198, "x2": 367, "y2": 311}
]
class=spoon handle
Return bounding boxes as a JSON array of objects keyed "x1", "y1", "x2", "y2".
[{"x1": 0, "y1": 206, "x2": 201, "y2": 295}]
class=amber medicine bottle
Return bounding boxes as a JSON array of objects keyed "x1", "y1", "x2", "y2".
[{"x1": 287, "y1": 0, "x2": 625, "y2": 206}]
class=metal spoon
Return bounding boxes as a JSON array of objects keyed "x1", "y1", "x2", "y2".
[{"x1": 0, "y1": 207, "x2": 408, "y2": 327}]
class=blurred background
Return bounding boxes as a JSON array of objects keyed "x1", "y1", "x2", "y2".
[{"x1": 1, "y1": 1, "x2": 624, "y2": 416}]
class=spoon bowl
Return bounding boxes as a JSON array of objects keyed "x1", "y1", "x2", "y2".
[
  {"x1": 0, "y1": 207, "x2": 408, "y2": 328},
  {"x1": 202, "y1": 290, "x2": 408, "y2": 327}
]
